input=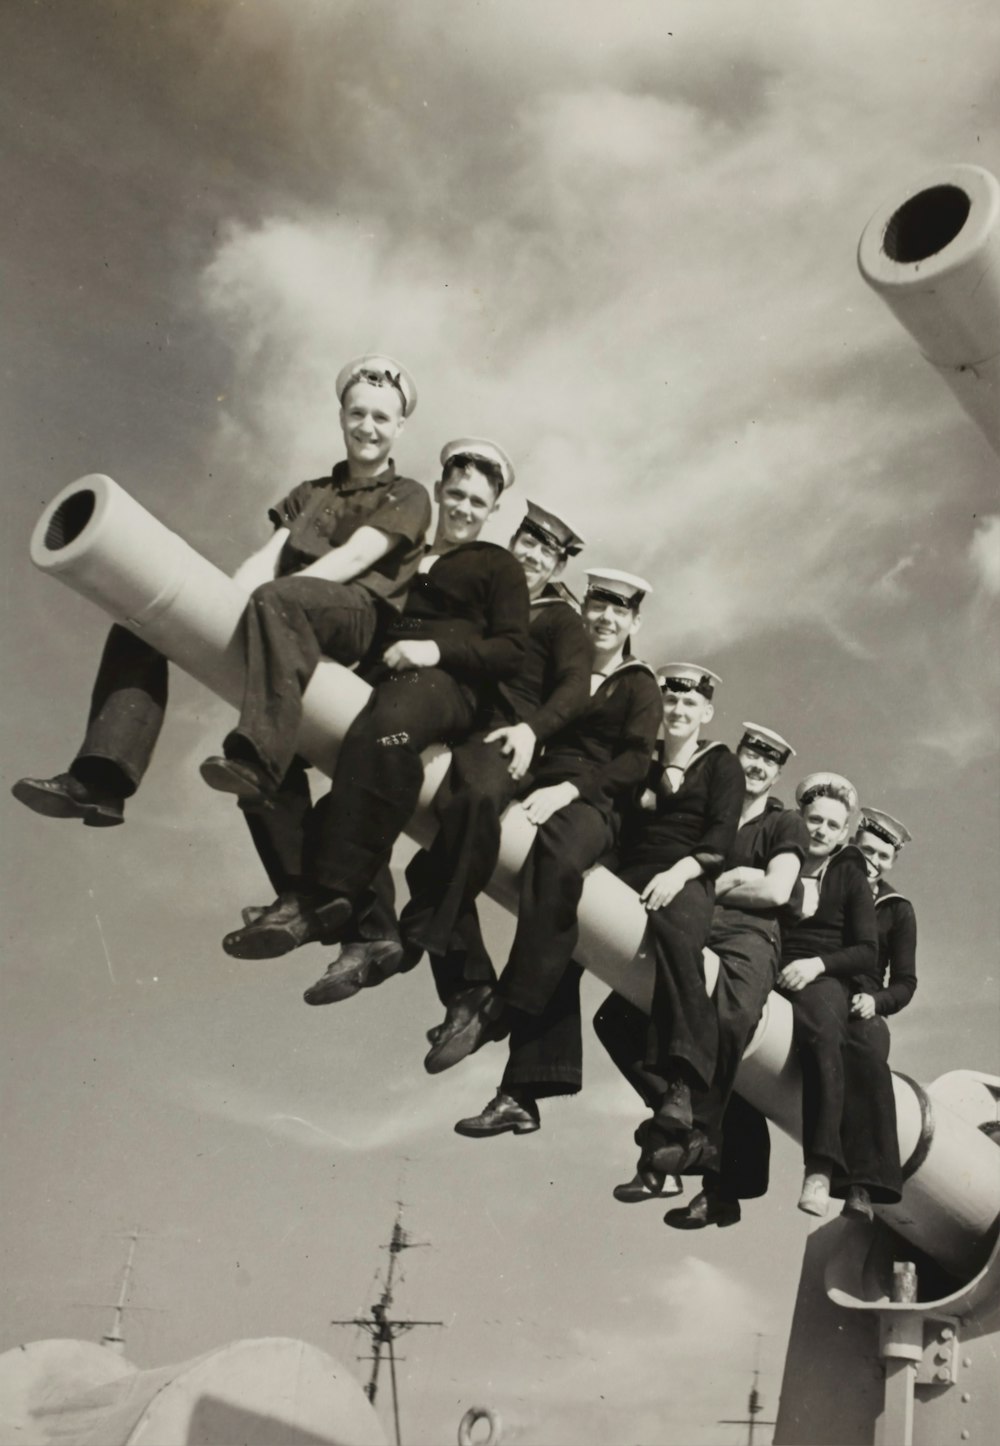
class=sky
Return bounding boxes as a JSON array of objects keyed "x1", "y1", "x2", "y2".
[{"x1": 1, "y1": 2, "x2": 998, "y2": 1443}]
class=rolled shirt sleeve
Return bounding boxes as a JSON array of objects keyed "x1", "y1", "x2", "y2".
[{"x1": 362, "y1": 479, "x2": 432, "y2": 546}]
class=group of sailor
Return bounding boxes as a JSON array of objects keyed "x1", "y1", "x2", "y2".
[{"x1": 13, "y1": 353, "x2": 919, "y2": 1230}]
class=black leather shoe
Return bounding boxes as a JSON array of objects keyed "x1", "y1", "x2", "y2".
[
  {"x1": 424, "y1": 987, "x2": 510, "y2": 1074},
  {"x1": 223, "y1": 893, "x2": 352, "y2": 959},
  {"x1": 635, "y1": 1121, "x2": 717, "y2": 1178},
  {"x1": 657, "y1": 1074, "x2": 694, "y2": 1132},
  {"x1": 613, "y1": 1170, "x2": 684, "y2": 1204},
  {"x1": 664, "y1": 1188, "x2": 742, "y2": 1230},
  {"x1": 12, "y1": 772, "x2": 125, "y2": 827},
  {"x1": 200, "y1": 755, "x2": 272, "y2": 804},
  {"x1": 303, "y1": 939, "x2": 406, "y2": 1005},
  {"x1": 454, "y1": 1091, "x2": 540, "y2": 1137},
  {"x1": 842, "y1": 1185, "x2": 874, "y2": 1221}
]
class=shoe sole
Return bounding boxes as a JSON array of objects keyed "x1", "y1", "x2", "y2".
[
  {"x1": 424, "y1": 1015, "x2": 492, "y2": 1075},
  {"x1": 663, "y1": 1209, "x2": 741, "y2": 1230},
  {"x1": 613, "y1": 1182, "x2": 684, "y2": 1204},
  {"x1": 200, "y1": 758, "x2": 269, "y2": 803},
  {"x1": 454, "y1": 1118, "x2": 540, "y2": 1137},
  {"x1": 303, "y1": 966, "x2": 372, "y2": 1005},
  {"x1": 11, "y1": 780, "x2": 124, "y2": 825}
]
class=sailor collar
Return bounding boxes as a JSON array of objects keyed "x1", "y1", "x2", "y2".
[
  {"x1": 592, "y1": 656, "x2": 658, "y2": 685},
  {"x1": 531, "y1": 581, "x2": 581, "y2": 612},
  {"x1": 656, "y1": 736, "x2": 727, "y2": 772},
  {"x1": 330, "y1": 458, "x2": 398, "y2": 495},
  {"x1": 874, "y1": 879, "x2": 910, "y2": 907}
]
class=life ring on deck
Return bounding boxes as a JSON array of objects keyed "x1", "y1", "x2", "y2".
[{"x1": 458, "y1": 1404, "x2": 502, "y2": 1446}]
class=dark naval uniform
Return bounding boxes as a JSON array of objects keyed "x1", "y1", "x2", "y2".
[
  {"x1": 782, "y1": 846, "x2": 901, "y2": 1202},
  {"x1": 400, "y1": 584, "x2": 592, "y2": 996},
  {"x1": 830, "y1": 878, "x2": 917, "y2": 1202},
  {"x1": 496, "y1": 658, "x2": 663, "y2": 1097},
  {"x1": 302, "y1": 542, "x2": 530, "y2": 909},
  {"x1": 869, "y1": 882, "x2": 918, "y2": 1015},
  {"x1": 596, "y1": 795, "x2": 809, "y2": 1189},
  {"x1": 593, "y1": 741, "x2": 745, "y2": 1125}
]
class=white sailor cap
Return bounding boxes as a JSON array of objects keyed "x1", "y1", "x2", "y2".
[
  {"x1": 584, "y1": 568, "x2": 652, "y2": 611},
  {"x1": 857, "y1": 807, "x2": 912, "y2": 850},
  {"x1": 335, "y1": 354, "x2": 418, "y2": 417},
  {"x1": 739, "y1": 721, "x2": 796, "y2": 765},
  {"x1": 657, "y1": 663, "x2": 721, "y2": 700},
  {"x1": 795, "y1": 771, "x2": 859, "y2": 813},
  {"x1": 440, "y1": 437, "x2": 515, "y2": 494},
  {"x1": 517, "y1": 500, "x2": 585, "y2": 557}
]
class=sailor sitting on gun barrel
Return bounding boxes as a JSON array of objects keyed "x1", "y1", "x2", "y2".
[
  {"x1": 214, "y1": 438, "x2": 529, "y2": 961},
  {"x1": 696, "y1": 791, "x2": 916, "y2": 1224},
  {"x1": 598, "y1": 721, "x2": 808, "y2": 1220},
  {"x1": 421, "y1": 569, "x2": 662, "y2": 1138},
  {"x1": 776, "y1": 773, "x2": 902, "y2": 1219},
  {"x1": 590, "y1": 667, "x2": 745, "y2": 1184},
  {"x1": 12, "y1": 357, "x2": 428, "y2": 832},
  {"x1": 301, "y1": 498, "x2": 591, "y2": 1007}
]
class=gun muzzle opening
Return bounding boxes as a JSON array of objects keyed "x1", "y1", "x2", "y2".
[
  {"x1": 42, "y1": 488, "x2": 96, "y2": 552},
  {"x1": 882, "y1": 184, "x2": 972, "y2": 264}
]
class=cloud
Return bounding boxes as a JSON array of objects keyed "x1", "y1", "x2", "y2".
[
  {"x1": 167, "y1": 1049, "x2": 503, "y2": 1155},
  {"x1": 969, "y1": 514, "x2": 1000, "y2": 597},
  {"x1": 479, "y1": 1255, "x2": 771, "y2": 1446},
  {"x1": 196, "y1": 0, "x2": 998, "y2": 676}
]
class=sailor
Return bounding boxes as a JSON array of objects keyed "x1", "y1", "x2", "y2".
[
  {"x1": 593, "y1": 667, "x2": 745, "y2": 1184},
  {"x1": 850, "y1": 807, "x2": 918, "y2": 1020},
  {"x1": 599, "y1": 722, "x2": 809, "y2": 1220},
  {"x1": 14, "y1": 355, "x2": 427, "y2": 833},
  {"x1": 777, "y1": 773, "x2": 899, "y2": 1220},
  {"x1": 217, "y1": 438, "x2": 529, "y2": 959},
  {"x1": 302, "y1": 499, "x2": 590, "y2": 1005},
  {"x1": 828, "y1": 806, "x2": 918, "y2": 1216},
  {"x1": 423, "y1": 570, "x2": 662, "y2": 1138}
]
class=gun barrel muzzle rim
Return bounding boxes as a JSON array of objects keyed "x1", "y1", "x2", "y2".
[
  {"x1": 858, "y1": 163, "x2": 1000, "y2": 289},
  {"x1": 30, "y1": 474, "x2": 119, "y2": 572}
]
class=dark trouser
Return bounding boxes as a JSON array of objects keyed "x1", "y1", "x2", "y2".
[
  {"x1": 71, "y1": 625, "x2": 169, "y2": 796},
  {"x1": 496, "y1": 798, "x2": 615, "y2": 1097},
  {"x1": 242, "y1": 761, "x2": 398, "y2": 940},
  {"x1": 834, "y1": 1015, "x2": 901, "y2": 1202},
  {"x1": 593, "y1": 994, "x2": 772, "y2": 1199},
  {"x1": 615, "y1": 863, "x2": 718, "y2": 1097},
  {"x1": 400, "y1": 734, "x2": 519, "y2": 988},
  {"x1": 305, "y1": 668, "x2": 478, "y2": 905},
  {"x1": 694, "y1": 910, "x2": 779, "y2": 1201},
  {"x1": 787, "y1": 975, "x2": 850, "y2": 1172},
  {"x1": 716, "y1": 1006, "x2": 902, "y2": 1204},
  {"x1": 692, "y1": 910, "x2": 780, "y2": 1146},
  {"x1": 225, "y1": 576, "x2": 380, "y2": 787}
]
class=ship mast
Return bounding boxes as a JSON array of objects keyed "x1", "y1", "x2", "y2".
[
  {"x1": 718, "y1": 1335, "x2": 776, "y2": 1446},
  {"x1": 101, "y1": 1228, "x2": 139, "y2": 1355},
  {"x1": 331, "y1": 1204, "x2": 443, "y2": 1446}
]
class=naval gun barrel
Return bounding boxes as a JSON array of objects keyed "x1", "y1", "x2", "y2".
[
  {"x1": 858, "y1": 163, "x2": 1000, "y2": 454},
  {"x1": 29, "y1": 474, "x2": 1000, "y2": 1278}
]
